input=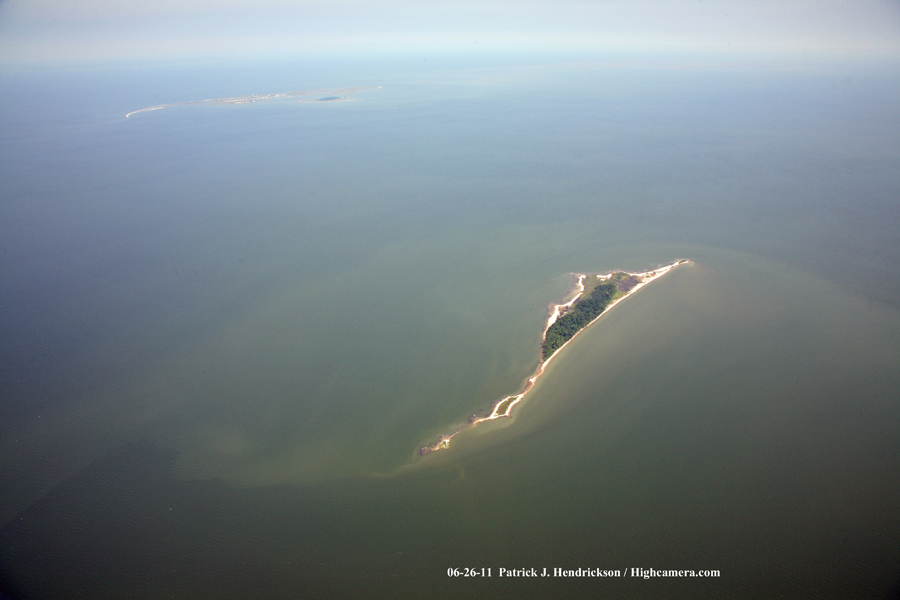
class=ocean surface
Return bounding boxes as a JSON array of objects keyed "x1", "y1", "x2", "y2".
[{"x1": 1, "y1": 54, "x2": 899, "y2": 599}]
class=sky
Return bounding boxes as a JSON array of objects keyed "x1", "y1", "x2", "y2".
[{"x1": 1, "y1": 0, "x2": 899, "y2": 66}]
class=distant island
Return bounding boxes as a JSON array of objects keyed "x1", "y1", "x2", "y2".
[
  {"x1": 125, "y1": 86, "x2": 380, "y2": 118},
  {"x1": 419, "y1": 259, "x2": 691, "y2": 455}
]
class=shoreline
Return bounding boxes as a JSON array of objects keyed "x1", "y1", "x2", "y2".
[
  {"x1": 418, "y1": 259, "x2": 691, "y2": 455},
  {"x1": 125, "y1": 86, "x2": 381, "y2": 118}
]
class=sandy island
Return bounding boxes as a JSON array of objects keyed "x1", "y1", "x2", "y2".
[
  {"x1": 125, "y1": 86, "x2": 381, "y2": 118},
  {"x1": 419, "y1": 259, "x2": 691, "y2": 455}
]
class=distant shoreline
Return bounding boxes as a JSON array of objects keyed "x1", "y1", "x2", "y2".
[
  {"x1": 125, "y1": 86, "x2": 380, "y2": 118},
  {"x1": 419, "y1": 259, "x2": 691, "y2": 455}
]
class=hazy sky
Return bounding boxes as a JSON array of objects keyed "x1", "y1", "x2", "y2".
[{"x1": 1, "y1": 0, "x2": 899, "y2": 65}]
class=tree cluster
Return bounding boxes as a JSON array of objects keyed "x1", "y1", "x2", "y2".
[{"x1": 542, "y1": 281, "x2": 617, "y2": 360}]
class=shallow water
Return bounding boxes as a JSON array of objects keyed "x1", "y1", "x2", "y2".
[{"x1": 1, "y1": 56, "x2": 899, "y2": 598}]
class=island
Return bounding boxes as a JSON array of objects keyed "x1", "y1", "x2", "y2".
[
  {"x1": 418, "y1": 259, "x2": 691, "y2": 455},
  {"x1": 125, "y1": 86, "x2": 380, "y2": 118}
]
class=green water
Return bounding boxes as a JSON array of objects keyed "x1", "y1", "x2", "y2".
[{"x1": 1, "y1": 58, "x2": 899, "y2": 598}]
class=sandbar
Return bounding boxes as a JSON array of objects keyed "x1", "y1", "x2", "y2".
[{"x1": 125, "y1": 86, "x2": 381, "y2": 118}]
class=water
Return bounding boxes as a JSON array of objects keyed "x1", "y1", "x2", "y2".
[{"x1": 1, "y1": 55, "x2": 899, "y2": 598}]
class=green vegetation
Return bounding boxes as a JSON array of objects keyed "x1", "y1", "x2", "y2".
[
  {"x1": 494, "y1": 396, "x2": 516, "y2": 415},
  {"x1": 542, "y1": 279, "x2": 619, "y2": 360}
]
